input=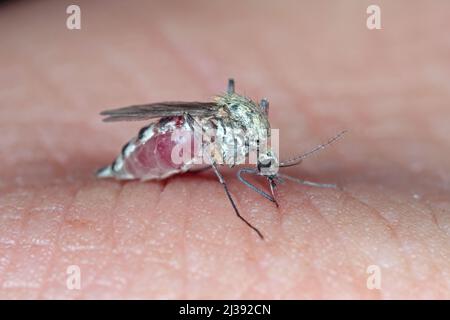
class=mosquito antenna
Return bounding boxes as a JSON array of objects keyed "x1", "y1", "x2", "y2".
[{"x1": 279, "y1": 130, "x2": 347, "y2": 168}]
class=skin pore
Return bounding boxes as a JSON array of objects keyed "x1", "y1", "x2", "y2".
[{"x1": 0, "y1": 0, "x2": 449, "y2": 299}]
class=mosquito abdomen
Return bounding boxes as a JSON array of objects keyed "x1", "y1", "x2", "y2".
[{"x1": 97, "y1": 116, "x2": 200, "y2": 181}]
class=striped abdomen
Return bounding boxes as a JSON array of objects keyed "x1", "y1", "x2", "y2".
[{"x1": 97, "y1": 116, "x2": 200, "y2": 180}]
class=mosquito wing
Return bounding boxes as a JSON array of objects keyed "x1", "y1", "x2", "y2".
[{"x1": 100, "y1": 101, "x2": 218, "y2": 122}]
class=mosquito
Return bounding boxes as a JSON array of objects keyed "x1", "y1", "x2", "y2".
[{"x1": 96, "y1": 79, "x2": 346, "y2": 239}]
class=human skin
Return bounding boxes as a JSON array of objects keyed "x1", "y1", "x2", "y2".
[{"x1": 0, "y1": 0, "x2": 449, "y2": 299}]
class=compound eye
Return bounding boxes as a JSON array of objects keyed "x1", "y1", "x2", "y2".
[
  {"x1": 262, "y1": 160, "x2": 272, "y2": 167},
  {"x1": 258, "y1": 159, "x2": 272, "y2": 170},
  {"x1": 260, "y1": 99, "x2": 269, "y2": 115}
]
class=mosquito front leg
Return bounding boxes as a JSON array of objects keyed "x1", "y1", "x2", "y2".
[
  {"x1": 210, "y1": 162, "x2": 264, "y2": 239},
  {"x1": 237, "y1": 168, "x2": 276, "y2": 204}
]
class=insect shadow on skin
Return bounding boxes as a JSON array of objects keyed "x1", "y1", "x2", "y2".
[{"x1": 97, "y1": 79, "x2": 347, "y2": 240}]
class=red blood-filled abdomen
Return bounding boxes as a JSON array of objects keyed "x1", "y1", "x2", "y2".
[{"x1": 124, "y1": 122, "x2": 195, "y2": 179}]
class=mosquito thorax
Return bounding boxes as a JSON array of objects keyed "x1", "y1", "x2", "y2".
[
  {"x1": 211, "y1": 93, "x2": 273, "y2": 167},
  {"x1": 214, "y1": 93, "x2": 270, "y2": 133}
]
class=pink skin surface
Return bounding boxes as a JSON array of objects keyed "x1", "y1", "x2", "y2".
[{"x1": 1, "y1": 0, "x2": 450, "y2": 299}]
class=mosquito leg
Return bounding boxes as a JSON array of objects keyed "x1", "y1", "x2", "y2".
[
  {"x1": 237, "y1": 168, "x2": 275, "y2": 203},
  {"x1": 277, "y1": 173, "x2": 337, "y2": 189},
  {"x1": 210, "y1": 163, "x2": 264, "y2": 239},
  {"x1": 227, "y1": 78, "x2": 235, "y2": 94}
]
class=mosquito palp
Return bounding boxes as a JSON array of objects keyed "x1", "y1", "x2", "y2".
[{"x1": 237, "y1": 168, "x2": 275, "y2": 203}]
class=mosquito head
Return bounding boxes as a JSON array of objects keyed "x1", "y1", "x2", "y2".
[{"x1": 257, "y1": 150, "x2": 279, "y2": 177}]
